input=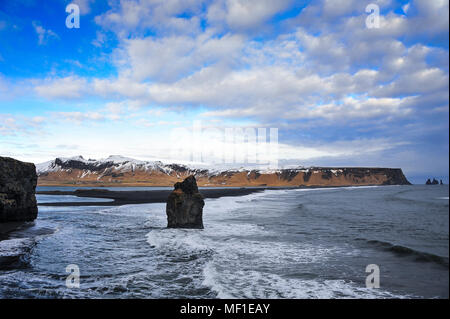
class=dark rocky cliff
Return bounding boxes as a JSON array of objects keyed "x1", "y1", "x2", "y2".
[
  {"x1": 0, "y1": 157, "x2": 38, "y2": 222},
  {"x1": 166, "y1": 176, "x2": 204, "y2": 229}
]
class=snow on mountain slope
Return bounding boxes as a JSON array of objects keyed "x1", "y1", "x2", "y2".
[
  {"x1": 36, "y1": 155, "x2": 195, "y2": 176},
  {"x1": 36, "y1": 155, "x2": 285, "y2": 175},
  {"x1": 98, "y1": 155, "x2": 145, "y2": 165}
]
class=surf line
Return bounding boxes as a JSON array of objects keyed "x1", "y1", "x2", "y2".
[{"x1": 180, "y1": 303, "x2": 270, "y2": 316}]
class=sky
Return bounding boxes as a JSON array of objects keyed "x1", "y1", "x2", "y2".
[{"x1": 0, "y1": 0, "x2": 448, "y2": 183}]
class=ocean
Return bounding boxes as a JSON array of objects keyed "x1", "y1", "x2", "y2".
[{"x1": 0, "y1": 185, "x2": 448, "y2": 298}]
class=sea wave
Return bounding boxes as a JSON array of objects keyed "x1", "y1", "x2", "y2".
[
  {"x1": 0, "y1": 223, "x2": 58, "y2": 270},
  {"x1": 202, "y1": 262, "x2": 406, "y2": 299},
  {"x1": 360, "y1": 239, "x2": 449, "y2": 268},
  {"x1": 146, "y1": 193, "x2": 409, "y2": 298}
]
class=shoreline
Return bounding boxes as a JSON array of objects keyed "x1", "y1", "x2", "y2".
[
  {"x1": 36, "y1": 184, "x2": 407, "y2": 207},
  {"x1": 37, "y1": 187, "x2": 270, "y2": 206}
]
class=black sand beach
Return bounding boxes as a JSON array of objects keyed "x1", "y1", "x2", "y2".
[
  {"x1": 36, "y1": 185, "x2": 391, "y2": 207},
  {"x1": 36, "y1": 187, "x2": 274, "y2": 206}
]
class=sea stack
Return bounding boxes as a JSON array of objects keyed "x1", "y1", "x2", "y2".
[
  {"x1": 166, "y1": 175, "x2": 204, "y2": 229},
  {"x1": 426, "y1": 178, "x2": 439, "y2": 185},
  {"x1": 0, "y1": 156, "x2": 38, "y2": 222}
]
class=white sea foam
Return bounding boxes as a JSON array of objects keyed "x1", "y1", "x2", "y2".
[
  {"x1": 0, "y1": 238, "x2": 34, "y2": 258},
  {"x1": 202, "y1": 263, "x2": 404, "y2": 299},
  {"x1": 144, "y1": 188, "x2": 408, "y2": 298}
]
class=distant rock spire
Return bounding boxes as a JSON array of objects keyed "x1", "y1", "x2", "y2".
[{"x1": 426, "y1": 178, "x2": 439, "y2": 185}]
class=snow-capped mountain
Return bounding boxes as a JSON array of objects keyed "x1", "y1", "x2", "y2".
[
  {"x1": 37, "y1": 155, "x2": 169, "y2": 174},
  {"x1": 35, "y1": 155, "x2": 411, "y2": 187}
]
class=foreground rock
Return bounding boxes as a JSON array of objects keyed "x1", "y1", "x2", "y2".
[
  {"x1": 166, "y1": 176, "x2": 204, "y2": 229},
  {"x1": 0, "y1": 157, "x2": 38, "y2": 223}
]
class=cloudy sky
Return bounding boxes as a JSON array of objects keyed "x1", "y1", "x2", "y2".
[{"x1": 0, "y1": 0, "x2": 448, "y2": 183}]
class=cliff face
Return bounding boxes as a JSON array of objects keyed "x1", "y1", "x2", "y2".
[
  {"x1": 36, "y1": 156, "x2": 411, "y2": 187},
  {"x1": 198, "y1": 167, "x2": 411, "y2": 187},
  {"x1": 0, "y1": 157, "x2": 38, "y2": 222}
]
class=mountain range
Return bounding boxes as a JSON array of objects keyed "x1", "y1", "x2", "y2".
[{"x1": 36, "y1": 155, "x2": 411, "y2": 187}]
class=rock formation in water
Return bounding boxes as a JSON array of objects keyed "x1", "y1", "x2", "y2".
[
  {"x1": 426, "y1": 178, "x2": 439, "y2": 185},
  {"x1": 0, "y1": 157, "x2": 38, "y2": 222},
  {"x1": 166, "y1": 175, "x2": 204, "y2": 229}
]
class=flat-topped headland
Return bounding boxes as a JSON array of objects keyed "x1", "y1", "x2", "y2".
[{"x1": 36, "y1": 155, "x2": 411, "y2": 188}]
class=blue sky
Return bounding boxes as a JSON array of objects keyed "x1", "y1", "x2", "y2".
[{"x1": 0, "y1": 0, "x2": 448, "y2": 183}]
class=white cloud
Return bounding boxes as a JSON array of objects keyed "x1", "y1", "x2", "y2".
[
  {"x1": 402, "y1": 3, "x2": 410, "y2": 13},
  {"x1": 117, "y1": 32, "x2": 244, "y2": 82},
  {"x1": 92, "y1": 31, "x2": 107, "y2": 47},
  {"x1": 93, "y1": 77, "x2": 149, "y2": 100},
  {"x1": 70, "y1": 0, "x2": 94, "y2": 15},
  {"x1": 0, "y1": 116, "x2": 20, "y2": 136},
  {"x1": 295, "y1": 96, "x2": 413, "y2": 120},
  {"x1": 35, "y1": 76, "x2": 88, "y2": 99},
  {"x1": 11, "y1": 0, "x2": 447, "y2": 172},
  {"x1": 207, "y1": 0, "x2": 292, "y2": 32},
  {"x1": 0, "y1": 114, "x2": 46, "y2": 136},
  {"x1": 78, "y1": 0, "x2": 447, "y2": 130},
  {"x1": 136, "y1": 119, "x2": 182, "y2": 127},
  {"x1": 82, "y1": 0, "x2": 449, "y2": 126},
  {"x1": 410, "y1": 0, "x2": 449, "y2": 34},
  {"x1": 73, "y1": 31, "x2": 445, "y2": 124},
  {"x1": 375, "y1": 67, "x2": 449, "y2": 97},
  {"x1": 95, "y1": 0, "x2": 205, "y2": 36},
  {"x1": 56, "y1": 111, "x2": 105, "y2": 124},
  {"x1": 32, "y1": 21, "x2": 58, "y2": 45}
]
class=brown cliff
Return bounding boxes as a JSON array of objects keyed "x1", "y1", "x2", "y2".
[{"x1": 36, "y1": 156, "x2": 411, "y2": 187}]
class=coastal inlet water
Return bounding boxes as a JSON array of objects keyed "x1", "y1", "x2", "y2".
[{"x1": 0, "y1": 185, "x2": 448, "y2": 298}]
